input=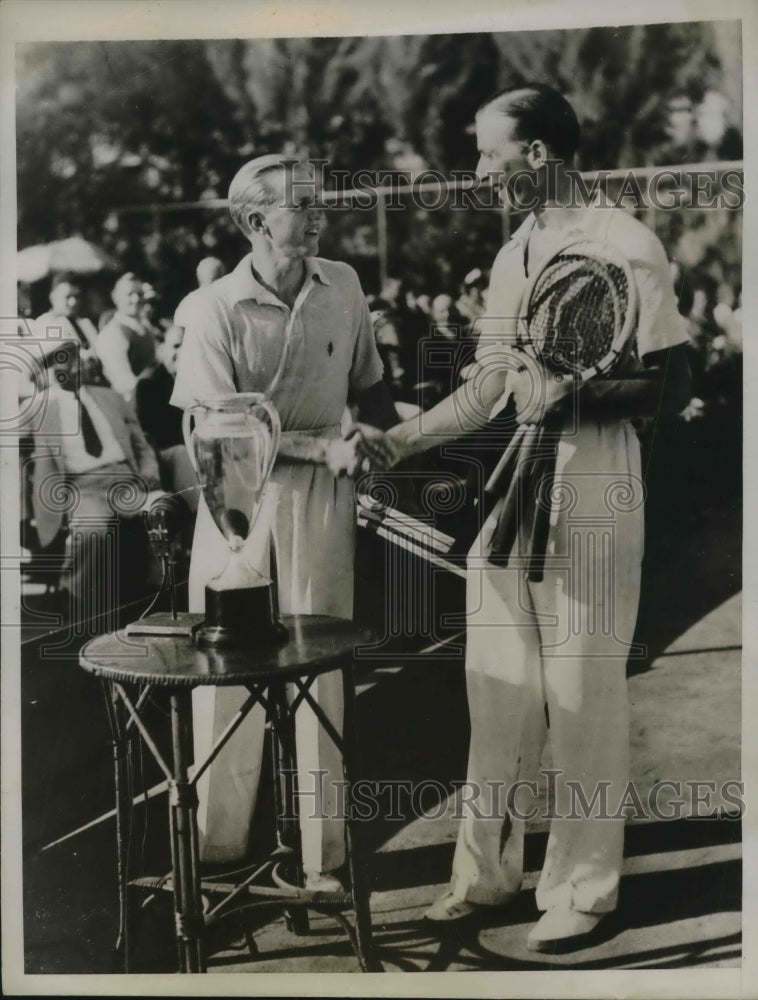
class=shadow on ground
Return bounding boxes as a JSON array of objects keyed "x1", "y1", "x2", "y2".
[{"x1": 18, "y1": 446, "x2": 742, "y2": 973}]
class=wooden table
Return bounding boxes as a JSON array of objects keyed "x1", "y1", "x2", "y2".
[{"x1": 80, "y1": 613, "x2": 380, "y2": 973}]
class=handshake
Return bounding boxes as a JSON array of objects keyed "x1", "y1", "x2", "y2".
[{"x1": 325, "y1": 422, "x2": 401, "y2": 478}]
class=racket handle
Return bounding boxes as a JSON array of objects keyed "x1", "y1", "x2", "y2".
[
  {"x1": 526, "y1": 411, "x2": 563, "y2": 582},
  {"x1": 485, "y1": 424, "x2": 528, "y2": 496},
  {"x1": 488, "y1": 425, "x2": 539, "y2": 566}
]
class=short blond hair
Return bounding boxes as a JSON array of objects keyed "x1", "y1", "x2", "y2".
[
  {"x1": 228, "y1": 154, "x2": 303, "y2": 238},
  {"x1": 111, "y1": 271, "x2": 143, "y2": 306},
  {"x1": 112, "y1": 271, "x2": 141, "y2": 295}
]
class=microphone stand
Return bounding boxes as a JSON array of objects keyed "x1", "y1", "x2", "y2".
[{"x1": 125, "y1": 494, "x2": 198, "y2": 638}]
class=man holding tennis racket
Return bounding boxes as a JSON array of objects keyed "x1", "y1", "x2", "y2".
[{"x1": 381, "y1": 84, "x2": 691, "y2": 950}]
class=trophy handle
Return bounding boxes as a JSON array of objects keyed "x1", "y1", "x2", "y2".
[
  {"x1": 253, "y1": 399, "x2": 281, "y2": 485},
  {"x1": 182, "y1": 405, "x2": 201, "y2": 473}
]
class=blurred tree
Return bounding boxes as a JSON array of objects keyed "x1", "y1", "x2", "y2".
[
  {"x1": 16, "y1": 22, "x2": 742, "y2": 307},
  {"x1": 210, "y1": 35, "x2": 396, "y2": 172},
  {"x1": 490, "y1": 22, "x2": 727, "y2": 169},
  {"x1": 17, "y1": 40, "x2": 245, "y2": 304},
  {"x1": 399, "y1": 33, "x2": 500, "y2": 171}
]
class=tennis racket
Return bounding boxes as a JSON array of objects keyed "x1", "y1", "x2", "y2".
[{"x1": 485, "y1": 239, "x2": 639, "y2": 580}]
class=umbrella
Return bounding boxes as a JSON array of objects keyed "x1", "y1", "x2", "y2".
[
  {"x1": 17, "y1": 237, "x2": 119, "y2": 283},
  {"x1": 16, "y1": 244, "x2": 50, "y2": 284}
]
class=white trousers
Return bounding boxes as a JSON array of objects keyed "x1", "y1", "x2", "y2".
[
  {"x1": 190, "y1": 463, "x2": 355, "y2": 874},
  {"x1": 450, "y1": 419, "x2": 644, "y2": 914}
]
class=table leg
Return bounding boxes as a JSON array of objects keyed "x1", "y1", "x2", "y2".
[
  {"x1": 341, "y1": 663, "x2": 381, "y2": 973},
  {"x1": 271, "y1": 685, "x2": 300, "y2": 857},
  {"x1": 102, "y1": 680, "x2": 132, "y2": 971},
  {"x1": 168, "y1": 690, "x2": 206, "y2": 973},
  {"x1": 270, "y1": 685, "x2": 310, "y2": 936}
]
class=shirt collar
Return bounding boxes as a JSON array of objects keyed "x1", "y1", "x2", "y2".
[
  {"x1": 304, "y1": 256, "x2": 331, "y2": 288},
  {"x1": 508, "y1": 211, "x2": 594, "y2": 247},
  {"x1": 507, "y1": 213, "x2": 537, "y2": 246},
  {"x1": 226, "y1": 253, "x2": 331, "y2": 307}
]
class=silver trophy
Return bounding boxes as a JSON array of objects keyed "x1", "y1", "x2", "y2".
[{"x1": 183, "y1": 392, "x2": 287, "y2": 648}]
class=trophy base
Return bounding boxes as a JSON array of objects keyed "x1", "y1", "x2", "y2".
[
  {"x1": 126, "y1": 612, "x2": 204, "y2": 638},
  {"x1": 194, "y1": 584, "x2": 289, "y2": 650}
]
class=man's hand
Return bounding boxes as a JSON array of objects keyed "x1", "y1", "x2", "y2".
[
  {"x1": 343, "y1": 423, "x2": 398, "y2": 472},
  {"x1": 324, "y1": 436, "x2": 362, "y2": 477}
]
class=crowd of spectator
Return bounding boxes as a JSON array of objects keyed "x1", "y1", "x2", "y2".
[
  {"x1": 16, "y1": 247, "x2": 742, "y2": 627},
  {"x1": 17, "y1": 258, "x2": 226, "y2": 626},
  {"x1": 366, "y1": 267, "x2": 488, "y2": 410}
]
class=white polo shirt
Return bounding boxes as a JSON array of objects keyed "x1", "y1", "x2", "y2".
[
  {"x1": 170, "y1": 253, "x2": 383, "y2": 430},
  {"x1": 477, "y1": 207, "x2": 689, "y2": 365}
]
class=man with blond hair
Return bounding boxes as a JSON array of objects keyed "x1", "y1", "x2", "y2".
[
  {"x1": 171, "y1": 154, "x2": 397, "y2": 889},
  {"x1": 97, "y1": 272, "x2": 157, "y2": 401}
]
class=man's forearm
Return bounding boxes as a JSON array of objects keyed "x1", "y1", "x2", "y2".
[
  {"x1": 576, "y1": 346, "x2": 692, "y2": 421},
  {"x1": 278, "y1": 431, "x2": 361, "y2": 477},
  {"x1": 576, "y1": 374, "x2": 665, "y2": 421},
  {"x1": 278, "y1": 431, "x2": 333, "y2": 464},
  {"x1": 389, "y1": 375, "x2": 504, "y2": 457}
]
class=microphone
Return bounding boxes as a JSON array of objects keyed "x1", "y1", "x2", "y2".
[
  {"x1": 124, "y1": 492, "x2": 195, "y2": 634},
  {"x1": 144, "y1": 491, "x2": 192, "y2": 559}
]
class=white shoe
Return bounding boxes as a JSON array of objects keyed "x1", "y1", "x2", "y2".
[
  {"x1": 304, "y1": 871, "x2": 345, "y2": 894},
  {"x1": 271, "y1": 864, "x2": 345, "y2": 894},
  {"x1": 424, "y1": 892, "x2": 477, "y2": 922},
  {"x1": 526, "y1": 907, "x2": 603, "y2": 952}
]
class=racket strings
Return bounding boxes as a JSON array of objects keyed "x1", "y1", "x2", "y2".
[
  {"x1": 526, "y1": 255, "x2": 630, "y2": 375},
  {"x1": 490, "y1": 246, "x2": 635, "y2": 579}
]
